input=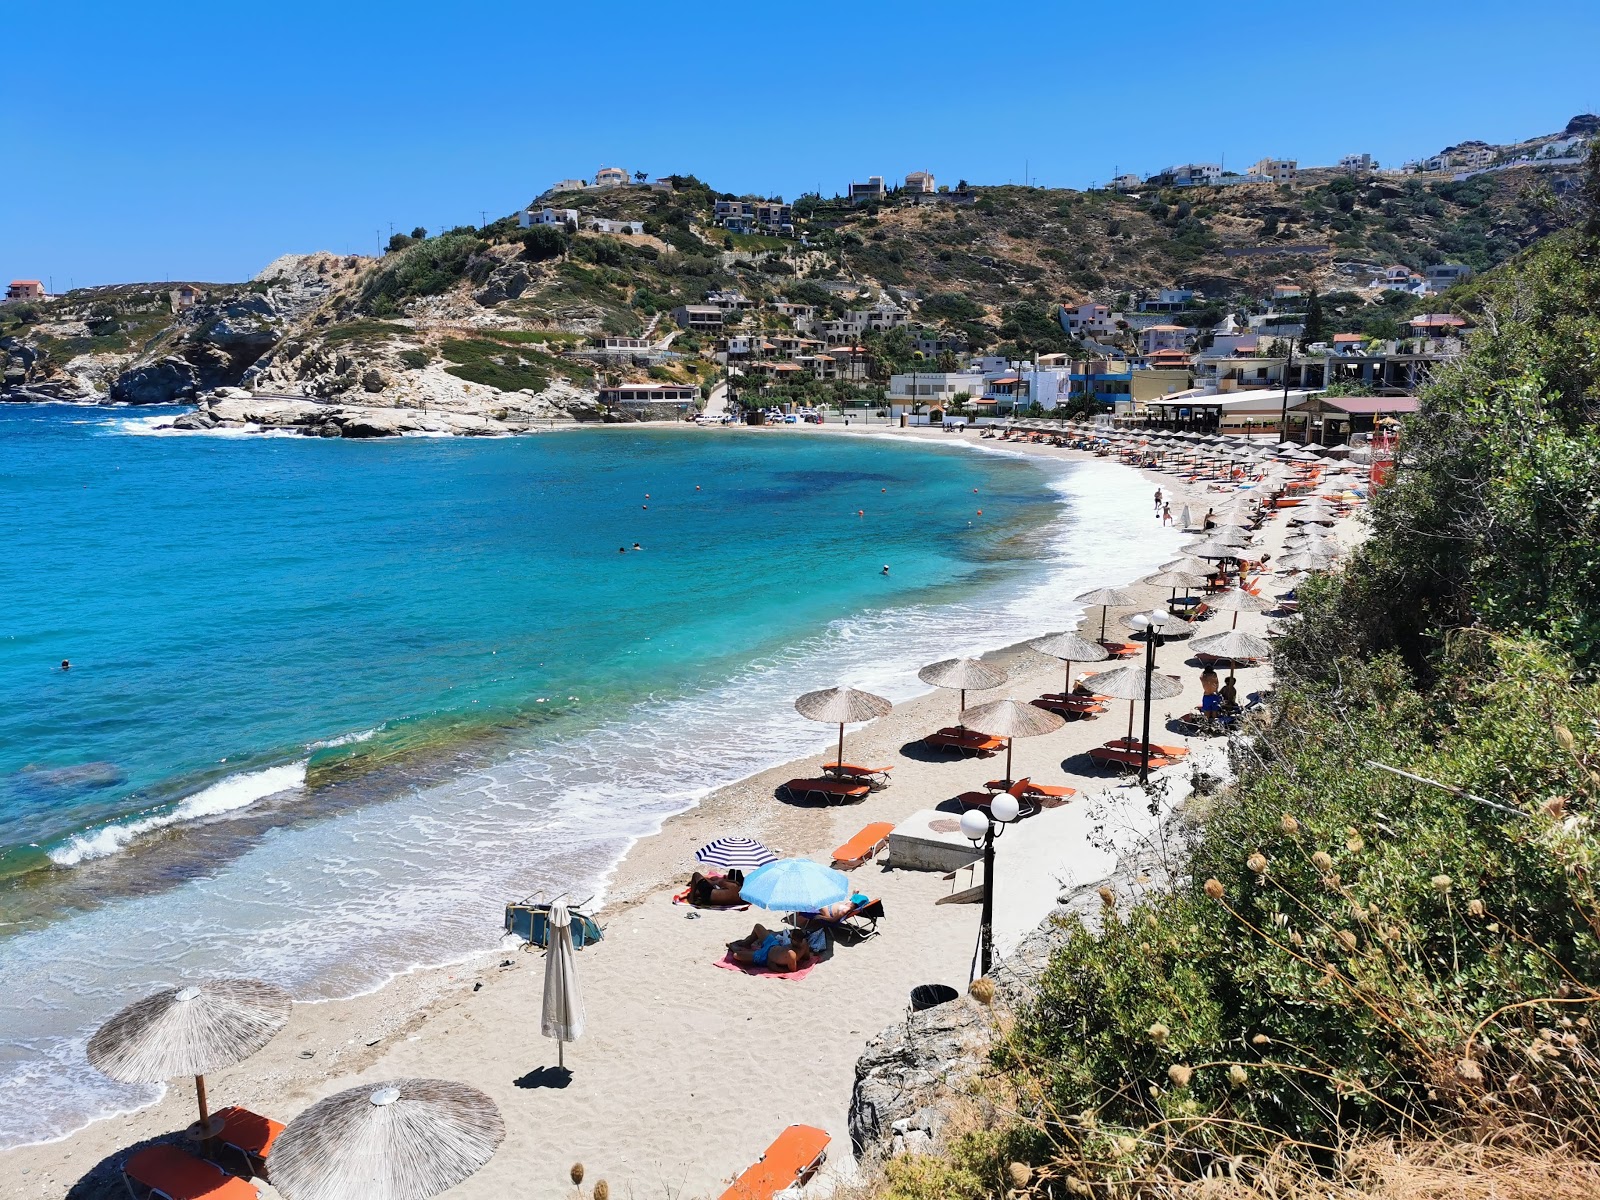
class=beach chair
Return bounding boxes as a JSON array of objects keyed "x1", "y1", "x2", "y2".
[
  {"x1": 1102, "y1": 738, "x2": 1189, "y2": 760},
  {"x1": 922, "y1": 727, "x2": 1004, "y2": 756},
  {"x1": 986, "y1": 776, "x2": 1076, "y2": 808},
  {"x1": 122, "y1": 1144, "x2": 258, "y2": 1200},
  {"x1": 832, "y1": 822, "x2": 895, "y2": 869},
  {"x1": 504, "y1": 896, "x2": 604, "y2": 949},
  {"x1": 777, "y1": 777, "x2": 870, "y2": 804},
  {"x1": 1195, "y1": 652, "x2": 1262, "y2": 668},
  {"x1": 1032, "y1": 695, "x2": 1106, "y2": 719},
  {"x1": 795, "y1": 893, "x2": 884, "y2": 942},
  {"x1": 207, "y1": 1106, "x2": 283, "y2": 1180},
  {"x1": 820, "y1": 762, "x2": 893, "y2": 789},
  {"x1": 1088, "y1": 745, "x2": 1178, "y2": 772},
  {"x1": 719, "y1": 1124, "x2": 830, "y2": 1200}
]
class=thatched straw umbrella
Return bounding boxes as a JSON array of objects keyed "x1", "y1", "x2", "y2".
[
  {"x1": 271, "y1": 1078, "x2": 504, "y2": 1200},
  {"x1": 961, "y1": 697, "x2": 1066, "y2": 785},
  {"x1": 918, "y1": 657, "x2": 1007, "y2": 723},
  {"x1": 794, "y1": 685, "x2": 892, "y2": 769},
  {"x1": 1276, "y1": 550, "x2": 1337, "y2": 573},
  {"x1": 1030, "y1": 631, "x2": 1108, "y2": 695},
  {"x1": 1074, "y1": 585, "x2": 1142, "y2": 641},
  {"x1": 87, "y1": 978, "x2": 291, "y2": 1136},
  {"x1": 1141, "y1": 567, "x2": 1205, "y2": 606},
  {"x1": 1207, "y1": 585, "x2": 1274, "y2": 628},
  {"x1": 1082, "y1": 665, "x2": 1185, "y2": 743},
  {"x1": 1192, "y1": 627, "x2": 1273, "y2": 664}
]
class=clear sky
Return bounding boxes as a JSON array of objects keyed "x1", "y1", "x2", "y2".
[{"x1": 5, "y1": 0, "x2": 1598, "y2": 288}]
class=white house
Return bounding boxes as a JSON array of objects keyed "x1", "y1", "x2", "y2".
[
  {"x1": 1165, "y1": 163, "x2": 1222, "y2": 187},
  {"x1": 1060, "y1": 302, "x2": 1116, "y2": 338},
  {"x1": 593, "y1": 166, "x2": 630, "y2": 188},
  {"x1": 886, "y1": 371, "x2": 987, "y2": 412},
  {"x1": 588, "y1": 217, "x2": 645, "y2": 235},
  {"x1": 1139, "y1": 324, "x2": 1192, "y2": 355},
  {"x1": 547, "y1": 178, "x2": 588, "y2": 194},
  {"x1": 1139, "y1": 288, "x2": 1196, "y2": 313},
  {"x1": 1338, "y1": 153, "x2": 1375, "y2": 173},
  {"x1": 904, "y1": 170, "x2": 936, "y2": 194},
  {"x1": 849, "y1": 176, "x2": 886, "y2": 202},
  {"x1": 1425, "y1": 263, "x2": 1473, "y2": 292},
  {"x1": 520, "y1": 207, "x2": 580, "y2": 229},
  {"x1": 1108, "y1": 173, "x2": 1144, "y2": 192}
]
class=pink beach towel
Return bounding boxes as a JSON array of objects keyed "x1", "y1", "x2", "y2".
[{"x1": 714, "y1": 952, "x2": 816, "y2": 982}]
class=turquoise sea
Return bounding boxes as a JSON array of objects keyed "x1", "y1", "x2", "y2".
[{"x1": 0, "y1": 404, "x2": 1183, "y2": 1147}]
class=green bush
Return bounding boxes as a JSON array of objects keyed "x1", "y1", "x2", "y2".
[
  {"x1": 521, "y1": 226, "x2": 567, "y2": 261},
  {"x1": 359, "y1": 233, "x2": 485, "y2": 313}
]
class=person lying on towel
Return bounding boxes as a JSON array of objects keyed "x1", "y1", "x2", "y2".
[
  {"x1": 688, "y1": 872, "x2": 743, "y2": 906},
  {"x1": 728, "y1": 925, "x2": 815, "y2": 973}
]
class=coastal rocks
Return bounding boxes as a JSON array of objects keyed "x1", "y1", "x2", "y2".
[
  {"x1": 848, "y1": 997, "x2": 991, "y2": 1162},
  {"x1": 109, "y1": 356, "x2": 200, "y2": 405},
  {"x1": 472, "y1": 263, "x2": 532, "y2": 307}
]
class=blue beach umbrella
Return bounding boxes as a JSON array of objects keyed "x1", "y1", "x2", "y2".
[
  {"x1": 695, "y1": 837, "x2": 778, "y2": 873},
  {"x1": 738, "y1": 858, "x2": 850, "y2": 912}
]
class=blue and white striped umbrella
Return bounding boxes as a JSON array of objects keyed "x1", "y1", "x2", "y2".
[{"x1": 694, "y1": 837, "x2": 777, "y2": 872}]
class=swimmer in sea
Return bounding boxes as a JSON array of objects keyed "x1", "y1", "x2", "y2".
[
  {"x1": 881, "y1": 565, "x2": 890, "y2": 575},
  {"x1": 633, "y1": 542, "x2": 643, "y2": 550},
  {"x1": 619, "y1": 547, "x2": 627, "y2": 553},
  {"x1": 61, "y1": 659, "x2": 70, "y2": 671}
]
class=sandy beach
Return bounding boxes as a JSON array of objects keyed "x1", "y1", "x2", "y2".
[{"x1": 3, "y1": 425, "x2": 1345, "y2": 1200}]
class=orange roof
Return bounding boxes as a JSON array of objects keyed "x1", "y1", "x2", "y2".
[
  {"x1": 990, "y1": 376, "x2": 1020, "y2": 384},
  {"x1": 9, "y1": 279, "x2": 41, "y2": 287},
  {"x1": 1408, "y1": 313, "x2": 1467, "y2": 328},
  {"x1": 1332, "y1": 333, "x2": 1365, "y2": 342},
  {"x1": 1143, "y1": 324, "x2": 1188, "y2": 332}
]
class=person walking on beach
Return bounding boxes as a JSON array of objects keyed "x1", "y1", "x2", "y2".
[
  {"x1": 1153, "y1": 487, "x2": 1163, "y2": 514},
  {"x1": 1162, "y1": 502, "x2": 1172, "y2": 526}
]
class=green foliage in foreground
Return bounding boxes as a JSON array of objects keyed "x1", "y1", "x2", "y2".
[
  {"x1": 898, "y1": 167, "x2": 1600, "y2": 1197},
  {"x1": 437, "y1": 336, "x2": 591, "y2": 394}
]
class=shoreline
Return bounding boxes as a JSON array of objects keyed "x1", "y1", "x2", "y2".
[{"x1": 1, "y1": 427, "x2": 1303, "y2": 1199}]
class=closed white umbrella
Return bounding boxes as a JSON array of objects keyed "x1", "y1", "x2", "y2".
[{"x1": 542, "y1": 900, "x2": 585, "y2": 1071}]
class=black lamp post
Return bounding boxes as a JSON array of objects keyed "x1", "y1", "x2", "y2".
[
  {"x1": 1128, "y1": 609, "x2": 1174, "y2": 784},
  {"x1": 961, "y1": 792, "x2": 1021, "y2": 979}
]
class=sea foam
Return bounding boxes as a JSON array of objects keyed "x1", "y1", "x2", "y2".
[{"x1": 47, "y1": 761, "x2": 309, "y2": 866}]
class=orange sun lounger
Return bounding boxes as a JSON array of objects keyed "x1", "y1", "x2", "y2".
[
  {"x1": 986, "y1": 776, "x2": 1076, "y2": 806},
  {"x1": 1088, "y1": 745, "x2": 1178, "y2": 772},
  {"x1": 1032, "y1": 695, "x2": 1106, "y2": 719},
  {"x1": 923, "y1": 727, "x2": 1004, "y2": 756},
  {"x1": 1099, "y1": 641, "x2": 1139, "y2": 658},
  {"x1": 777, "y1": 777, "x2": 870, "y2": 804},
  {"x1": 209, "y1": 1105, "x2": 284, "y2": 1180},
  {"x1": 719, "y1": 1124, "x2": 831, "y2": 1200},
  {"x1": 820, "y1": 762, "x2": 893, "y2": 789},
  {"x1": 832, "y1": 822, "x2": 895, "y2": 868},
  {"x1": 1101, "y1": 738, "x2": 1190, "y2": 759},
  {"x1": 122, "y1": 1145, "x2": 258, "y2": 1200}
]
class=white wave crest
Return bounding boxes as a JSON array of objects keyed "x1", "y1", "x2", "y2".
[
  {"x1": 308, "y1": 726, "x2": 382, "y2": 750},
  {"x1": 47, "y1": 761, "x2": 309, "y2": 866}
]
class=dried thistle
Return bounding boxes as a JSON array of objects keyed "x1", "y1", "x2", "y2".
[
  {"x1": 1008, "y1": 1161, "x2": 1033, "y2": 1188},
  {"x1": 1229, "y1": 1064, "x2": 1248, "y2": 1086},
  {"x1": 1168, "y1": 1063, "x2": 1194, "y2": 1087},
  {"x1": 592, "y1": 1182, "x2": 609, "y2": 1200},
  {"x1": 1457, "y1": 1058, "x2": 1483, "y2": 1082},
  {"x1": 1280, "y1": 813, "x2": 1300, "y2": 835},
  {"x1": 1204, "y1": 878, "x2": 1225, "y2": 899},
  {"x1": 1312, "y1": 850, "x2": 1334, "y2": 872},
  {"x1": 1247, "y1": 852, "x2": 1268, "y2": 875},
  {"x1": 1346, "y1": 827, "x2": 1365, "y2": 853},
  {"x1": 1097, "y1": 885, "x2": 1116, "y2": 908},
  {"x1": 1251, "y1": 1033, "x2": 1271, "y2": 1045},
  {"x1": 1556, "y1": 724, "x2": 1577, "y2": 752},
  {"x1": 570, "y1": 1162, "x2": 585, "y2": 1186},
  {"x1": 1432, "y1": 874, "x2": 1453, "y2": 892},
  {"x1": 969, "y1": 977, "x2": 996, "y2": 1006},
  {"x1": 1468, "y1": 898, "x2": 1485, "y2": 916},
  {"x1": 1336, "y1": 929, "x2": 1359, "y2": 952},
  {"x1": 1148, "y1": 1022, "x2": 1170, "y2": 1044}
]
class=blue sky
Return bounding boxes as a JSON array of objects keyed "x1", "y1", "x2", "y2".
[{"x1": 5, "y1": 0, "x2": 1597, "y2": 287}]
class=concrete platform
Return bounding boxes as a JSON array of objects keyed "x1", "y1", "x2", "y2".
[{"x1": 888, "y1": 808, "x2": 981, "y2": 873}]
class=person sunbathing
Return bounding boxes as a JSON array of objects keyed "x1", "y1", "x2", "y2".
[
  {"x1": 689, "y1": 872, "x2": 743, "y2": 906},
  {"x1": 729, "y1": 925, "x2": 812, "y2": 972}
]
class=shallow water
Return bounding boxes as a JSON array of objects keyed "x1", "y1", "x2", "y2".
[{"x1": 0, "y1": 407, "x2": 1183, "y2": 1147}]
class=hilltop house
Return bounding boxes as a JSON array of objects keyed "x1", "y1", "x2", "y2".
[
  {"x1": 1271, "y1": 283, "x2": 1303, "y2": 301},
  {"x1": 1109, "y1": 173, "x2": 1144, "y2": 192},
  {"x1": 547, "y1": 178, "x2": 588, "y2": 194},
  {"x1": 1424, "y1": 263, "x2": 1473, "y2": 292},
  {"x1": 520, "y1": 207, "x2": 580, "y2": 229},
  {"x1": 1059, "y1": 302, "x2": 1117, "y2": 338},
  {"x1": 1338, "y1": 153, "x2": 1375, "y2": 173},
  {"x1": 1139, "y1": 288, "x2": 1196, "y2": 313},
  {"x1": 704, "y1": 289, "x2": 754, "y2": 311},
  {"x1": 670, "y1": 305, "x2": 723, "y2": 331},
  {"x1": 171, "y1": 284, "x2": 202, "y2": 310},
  {"x1": 587, "y1": 217, "x2": 646, "y2": 235},
  {"x1": 593, "y1": 166, "x2": 630, "y2": 188},
  {"x1": 1250, "y1": 158, "x2": 1298, "y2": 185},
  {"x1": 904, "y1": 170, "x2": 936, "y2": 194},
  {"x1": 849, "y1": 177, "x2": 886, "y2": 203},
  {"x1": 1372, "y1": 264, "x2": 1426, "y2": 294},
  {"x1": 714, "y1": 199, "x2": 793, "y2": 234},
  {"x1": 1164, "y1": 163, "x2": 1223, "y2": 187},
  {"x1": 4, "y1": 280, "x2": 44, "y2": 303}
]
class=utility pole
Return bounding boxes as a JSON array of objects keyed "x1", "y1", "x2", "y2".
[{"x1": 480, "y1": 210, "x2": 489, "y2": 229}]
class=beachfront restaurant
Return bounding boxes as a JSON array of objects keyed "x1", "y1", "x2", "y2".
[
  {"x1": 598, "y1": 382, "x2": 701, "y2": 413},
  {"x1": 1137, "y1": 387, "x2": 1318, "y2": 436},
  {"x1": 1285, "y1": 394, "x2": 1419, "y2": 445}
]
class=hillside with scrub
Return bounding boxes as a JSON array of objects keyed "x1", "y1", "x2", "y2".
[
  {"x1": 850, "y1": 158, "x2": 1600, "y2": 1200},
  {"x1": 0, "y1": 127, "x2": 1592, "y2": 432}
]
